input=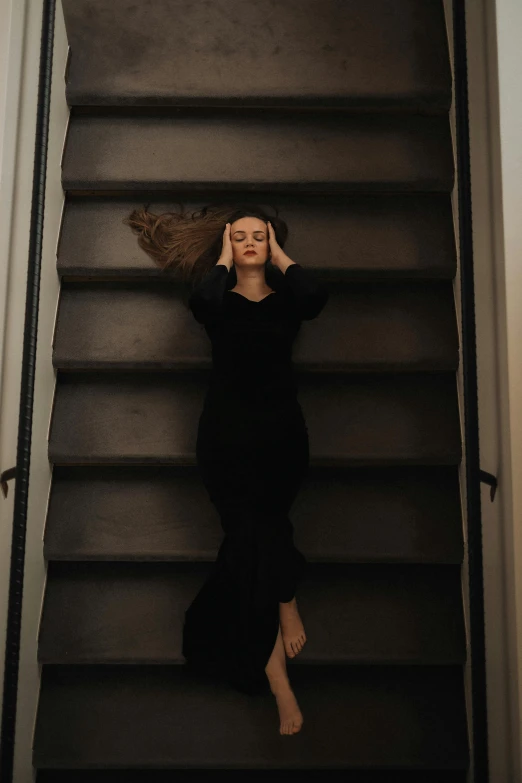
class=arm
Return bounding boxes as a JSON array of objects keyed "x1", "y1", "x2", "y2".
[
  {"x1": 283, "y1": 263, "x2": 329, "y2": 320},
  {"x1": 188, "y1": 263, "x2": 229, "y2": 324}
]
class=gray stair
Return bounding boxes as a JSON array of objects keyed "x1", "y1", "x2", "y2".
[
  {"x1": 64, "y1": 0, "x2": 451, "y2": 112},
  {"x1": 33, "y1": 664, "x2": 468, "y2": 769},
  {"x1": 53, "y1": 279, "x2": 459, "y2": 372},
  {"x1": 39, "y1": 561, "x2": 466, "y2": 665},
  {"x1": 57, "y1": 195, "x2": 456, "y2": 280},
  {"x1": 48, "y1": 371, "x2": 461, "y2": 465},
  {"x1": 62, "y1": 112, "x2": 454, "y2": 194},
  {"x1": 44, "y1": 465, "x2": 463, "y2": 564},
  {"x1": 34, "y1": 0, "x2": 469, "y2": 775},
  {"x1": 38, "y1": 773, "x2": 468, "y2": 782}
]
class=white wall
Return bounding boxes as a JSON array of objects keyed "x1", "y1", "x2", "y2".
[
  {"x1": 466, "y1": 0, "x2": 512, "y2": 778},
  {"x1": 466, "y1": 0, "x2": 522, "y2": 779},
  {"x1": 487, "y1": 0, "x2": 522, "y2": 778},
  {"x1": 0, "y1": 1, "x2": 13, "y2": 160},
  {"x1": 0, "y1": 0, "x2": 31, "y2": 743},
  {"x1": 0, "y1": 2, "x2": 68, "y2": 781}
]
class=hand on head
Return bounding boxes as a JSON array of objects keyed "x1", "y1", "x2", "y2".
[
  {"x1": 267, "y1": 221, "x2": 285, "y2": 266},
  {"x1": 218, "y1": 223, "x2": 234, "y2": 268}
]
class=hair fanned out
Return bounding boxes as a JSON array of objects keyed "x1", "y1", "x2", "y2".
[{"x1": 123, "y1": 201, "x2": 289, "y2": 289}]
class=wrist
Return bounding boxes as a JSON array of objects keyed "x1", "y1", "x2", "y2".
[{"x1": 275, "y1": 254, "x2": 297, "y2": 273}]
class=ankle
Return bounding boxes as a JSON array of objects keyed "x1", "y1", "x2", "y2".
[
  {"x1": 279, "y1": 599, "x2": 298, "y2": 614},
  {"x1": 269, "y1": 680, "x2": 293, "y2": 697}
]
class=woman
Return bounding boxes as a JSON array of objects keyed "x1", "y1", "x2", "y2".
[{"x1": 125, "y1": 203, "x2": 329, "y2": 735}]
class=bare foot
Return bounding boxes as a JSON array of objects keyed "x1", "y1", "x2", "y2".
[
  {"x1": 279, "y1": 597, "x2": 307, "y2": 658},
  {"x1": 265, "y1": 624, "x2": 304, "y2": 735},
  {"x1": 270, "y1": 679, "x2": 304, "y2": 735}
]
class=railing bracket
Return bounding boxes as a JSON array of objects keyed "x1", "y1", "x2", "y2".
[
  {"x1": 0, "y1": 467, "x2": 16, "y2": 499},
  {"x1": 479, "y1": 469, "x2": 498, "y2": 502}
]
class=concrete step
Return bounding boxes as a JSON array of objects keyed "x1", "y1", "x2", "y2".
[{"x1": 48, "y1": 371, "x2": 462, "y2": 466}]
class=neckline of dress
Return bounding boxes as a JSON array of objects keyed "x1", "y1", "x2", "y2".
[{"x1": 227, "y1": 290, "x2": 276, "y2": 303}]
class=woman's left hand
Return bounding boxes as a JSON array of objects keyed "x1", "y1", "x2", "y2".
[{"x1": 267, "y1": 221, "x2": 288, "y2": 268}]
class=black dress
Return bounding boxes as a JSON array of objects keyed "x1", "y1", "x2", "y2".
[{"x1": 182, "y1": 261, "x2": 329, "y2": 696}]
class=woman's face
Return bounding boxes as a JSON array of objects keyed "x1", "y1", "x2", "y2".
[{"x1": 230, "y1": 217, "x2": 270, "y2": 266}]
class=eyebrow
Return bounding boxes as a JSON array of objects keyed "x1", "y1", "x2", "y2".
[{"x1": 233, "y1": 229, "x2": 266, "y2": 235}]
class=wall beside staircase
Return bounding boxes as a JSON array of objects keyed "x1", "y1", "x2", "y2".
[
  {"x1": 445, "y1": 0, "x2": 522, "y2": 778},
  {"x1": 0, "y1": 1, "x2": 69, "y2": 781},
  {"x1": 465, "y1": 0, "x2": 522, "y2": 779}
]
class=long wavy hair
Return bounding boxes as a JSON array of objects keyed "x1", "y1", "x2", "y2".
[{"x1": 123, "y1": 202, "x2": 289, "y2": 292}]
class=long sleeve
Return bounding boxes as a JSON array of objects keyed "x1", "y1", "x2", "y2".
[
  {"x1": 189, "y1": 264, "x2": 229, "y2": 324},
  {"x1": 283, "y1": 263, "x2": 329, "y2": 320}
]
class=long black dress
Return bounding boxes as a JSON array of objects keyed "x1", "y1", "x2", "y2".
[{"x1": 182, "y1": 261, "x2": 329, "y2": 696}]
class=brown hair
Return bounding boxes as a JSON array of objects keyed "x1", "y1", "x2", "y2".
[{"x1": 123, "y1": 201, "x2": 289, "y2": 290}]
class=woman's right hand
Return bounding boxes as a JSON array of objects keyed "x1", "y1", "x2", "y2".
[{"x1": 217, "y1": 222, "x2": 234, "y2": 269}]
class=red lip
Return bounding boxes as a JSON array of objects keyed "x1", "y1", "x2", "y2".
[{"x1": 244, "y1": 251, "x2": 257, "y2": 255}]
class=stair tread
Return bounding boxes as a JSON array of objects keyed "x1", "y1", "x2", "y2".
[
  {"x1": 62, "y1": 113, "x2": 454, "y2": 193},
  {"x1": 39, "y1": 561, "x2": 466, "y2": 665},
  {"x1": 37, "y1": 0, "x2": 469, "y2": 777},
  {"x1": 57, "y1": 195, "x2": 456, "y2": 279},
  {"x1": 48, "y1": 372, "x2": 462, "y2": 466},
  {"x1": 44, "y1": 465, "x2": 463, "y2": 563},
  {"x1": 53, "y1": 280, "x2": 458, "y2": 372},
  {"x1": 64, "y1": 0, "x2": 451, "y2": 112},
  {"x1": 37, "y1": 772, "x2": 469, "y2": 782},
  {"x1": 33, "y1": 664, "x2": 469, "y2": 768}
]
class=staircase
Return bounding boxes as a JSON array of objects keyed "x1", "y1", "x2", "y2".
[{"x1": 33, "y1": 0, "x2": 470, "y2": 776}]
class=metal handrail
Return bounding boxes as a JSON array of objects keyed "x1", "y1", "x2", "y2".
[
  {"x1": 453, "y1": 0, "x2": 490, "y2": 780},
  {"x1": 0, "y1": 0, "x2": 56, "y2": 779}
]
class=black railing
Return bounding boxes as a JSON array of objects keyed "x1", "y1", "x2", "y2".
[
  {"x1": 453, "y1": 0, "x2": 490, "y2": 780},
  {"x1": 0, "y1": 0, "x2": 56, "y2": 779}
]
